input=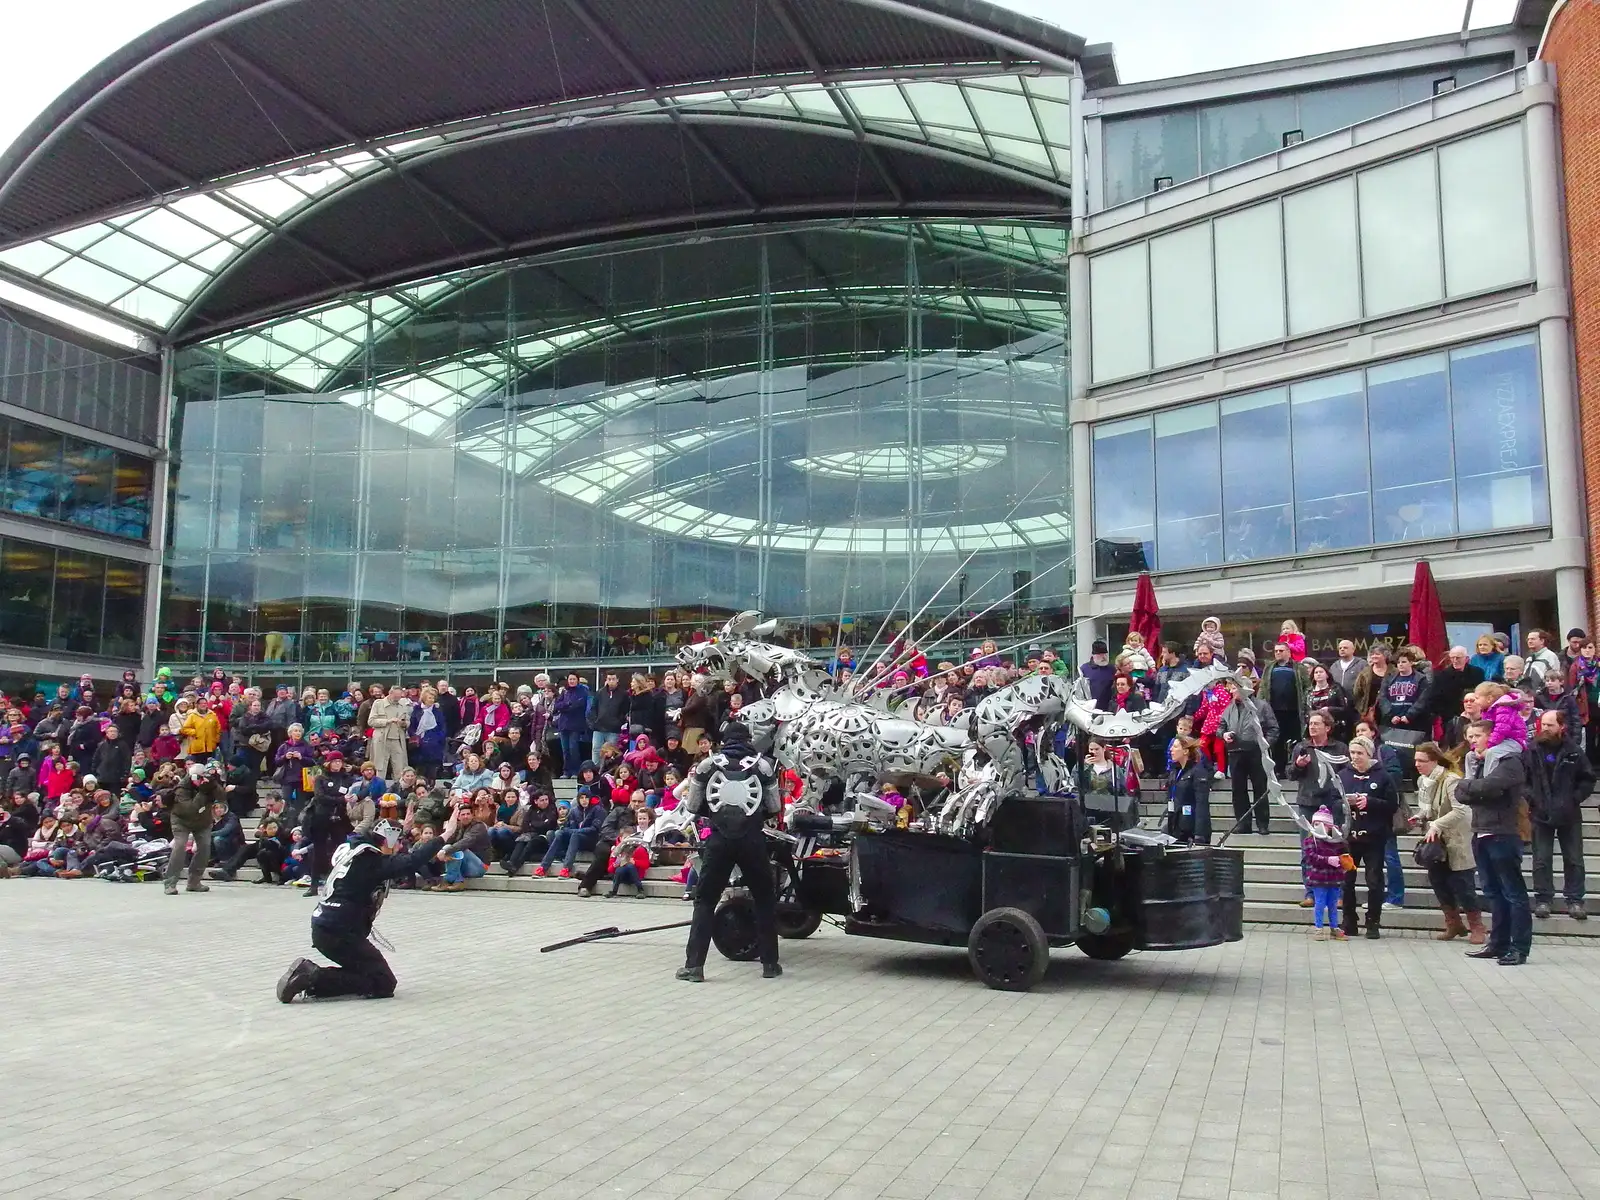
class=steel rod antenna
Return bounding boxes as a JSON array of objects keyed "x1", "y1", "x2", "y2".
[
  {"x1": 847, "y1": 547, "x2": 979, "y2": 696},
  {"x1": 855, "y1": 474, "x2": 1054, "y2": 691},
  {"x1": 860, "y1": 563, "x2": 1007, "y2": 690},
  {"x1": 883, "y1": 620, "x2": 1079, "y2": 699},
  {"x1": 903, "y1": 555, "x2": 1070, "y2": 668}
]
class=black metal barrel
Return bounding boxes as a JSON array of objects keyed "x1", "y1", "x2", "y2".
[{"x1": 1125, "y1": 843, "x2": 1243, "y2": 950}]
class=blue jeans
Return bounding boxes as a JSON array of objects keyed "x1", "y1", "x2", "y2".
[
  {"x1": 611, "y1": 862, "x2": 643, "y2": 894},
  {"x1": 559, "y1": 732, "x2": 586, "y2": 777},
  {"x1": 591, "y1": 731, "x2": 619, "y2": 763},
  {"x1": 1384, "y1": 836, "x2": 1405, "y2": 905},
  {"x1": 444, "y1": 849, "x2": 485, "y2": 885},
  {"x1": 1475, "y1": 834, "x2": 1532, "y2": 955},
  {"x1": 1311, "y1": 885, "x2": 1340, "y2": 929},
  {"x1": 488, "y1": 826, "x2": 519, "y2": 861},
  {"x1": 541, "y1": 827, "x2": 597, "y2": 872}
]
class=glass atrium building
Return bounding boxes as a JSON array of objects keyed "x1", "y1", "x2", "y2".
[{"x1": 0, "y1": 0, "x2": 1583, "y2": 685}]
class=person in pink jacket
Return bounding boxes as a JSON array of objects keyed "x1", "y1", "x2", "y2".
[
  {"x1": 1278, "y1": 620, "x2": 1307, "y2": 663},
  {"x1": 1475, "y1": 682, "x2": 1529, "y2": 751}
]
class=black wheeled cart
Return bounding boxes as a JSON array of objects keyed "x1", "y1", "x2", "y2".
[{"x1": 834, "y1": 794, "x2": 1244, "y2": 990}]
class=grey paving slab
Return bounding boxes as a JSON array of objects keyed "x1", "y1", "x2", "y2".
[{"x1": 4, "y1": 882, "x2": 1600, "y2": 1200}]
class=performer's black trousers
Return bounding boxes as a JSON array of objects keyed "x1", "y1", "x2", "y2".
[
  {"x1": 684, "y1": 829, "x2": 779, "y2": 970},
  {"x1": 308, "y1": 925, "x2": 396, "y2": 998}
]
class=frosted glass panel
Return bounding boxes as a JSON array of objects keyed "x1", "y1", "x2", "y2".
[
  {"x1": 1358, "y1": 153, "x2": 1443, "y2": 315},
  {"x1": 1150, "y1": 223, "x2": 1215, "y2": 368},
  {"x1": 1101, "y1": 110, "x2": 1200, "y2": 207},
  {"x1": 1284, "y1": 177, "x2": 1360, "y2": 335},
  {"x1": 1213, "y1": 202, "x2": 1284, "y2": 353},
  {"x1": 1199, "y1": 93, "x2": 1297, "y2": 174},
  {"x1": 1090, "y1": 243, "x2": 1151, "y2": 382},
  {"x1": 1439, "y1": 123, "x2": 1532, "y2": 296}
]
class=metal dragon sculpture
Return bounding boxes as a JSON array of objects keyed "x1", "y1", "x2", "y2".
[{"x1": 670, "y1": 609, "x2": 1327, "y2": 843}]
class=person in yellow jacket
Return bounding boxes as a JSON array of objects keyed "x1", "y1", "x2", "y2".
[{"x1": 180, "y1": 696, "x2": 223, "y2": 761}]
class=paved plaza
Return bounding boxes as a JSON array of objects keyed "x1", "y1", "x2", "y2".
[{"x1": 5, "y1": 884, "x2": 1600, "y2": 1200}]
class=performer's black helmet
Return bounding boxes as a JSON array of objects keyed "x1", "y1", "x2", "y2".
[{"x1": 721, "y1": 719, "x2": 752, "y2": 745}]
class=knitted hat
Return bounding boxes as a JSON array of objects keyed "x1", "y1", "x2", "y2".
[{"x1": 1311, "y1": 806, "x2": 1335, "y2": 828}]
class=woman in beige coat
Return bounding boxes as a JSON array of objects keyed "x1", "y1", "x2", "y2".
[{"x1": 1413, "y1": 742, "x2": 1486, "y2": 943}]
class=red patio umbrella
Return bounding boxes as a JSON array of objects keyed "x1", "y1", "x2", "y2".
[
  {"x1": 1130, "y1": 571, "x2": 1162, "y2": 653},
  {"x1": 1408, "y1": 560, "x2": 1449, "y2": 668}
]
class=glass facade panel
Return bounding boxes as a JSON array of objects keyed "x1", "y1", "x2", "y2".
[
  {"x1": 1283, "y1": 177, "x2": 1360, "y2": 335},
  {"x1": 0, "y1": 539, "x2": 53, "y2": 650},
  {"x1": 1220, "y1": 389, "x2": 1293, "y2": 562},
  {"x1": 163, "y1": 221, "x2": 1073, "y2": 671},
  {"x1": 5, "y1": 425, "x2": 63, "y2": 520},
  {"x1": 1091, "y1": 417, "x2": 1154, "y2": 577},
  {"x1": 1297, "y1": 77, "x2": 1409, "y2": 140},
  {"x1": 1093, "y1": 331, "x2": 1549, "y2": 577},
  {"x1": 0, "y1": 414, "x2": 153, "y2": 541},
  {"x1": 1213, "y1": 202, "x2": 1285, "y2": 352},
  {"x1": 50, "y1": 551, "x2": 106, "y2": 655},
  {"x1": 1102, "y1": 109, "x2": 1199, "y2": 207},
  {"x1": 1450, "y1": 333, "x2": 1547, "y2": 532},
  {"x1": 1090, "y1": 242, "x2": 1150, "y2": 382},
  {"x1": 1357, "y1": 153, "x2": 1443, "y2": 316},
  {"x1": 1153, "y1": 404, "x2": 1221, "y2": 570},
  {"x1": 1367, "y1": 354, "x2": 1453, "y2": 543},
  {"x1": 1439, "y1": 123, "x2": 1532, "y2": 296},
  {"x1": 1199, "y1": 93, "x2": 1298, "y2": 174},
  {"x1": 1290, "y1": 371, "x2": 1370, "y2": 551},
  {"x1": 1149, "y1": 223, "x2": 1215, "y2": 368}
]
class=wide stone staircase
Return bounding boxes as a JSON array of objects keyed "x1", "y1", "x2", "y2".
[
  {"x1": 220, "y1": 776, "x2": 1600, "y2": 935},
  {"x1": 1185, "y1": 784, "x2": 1600, "y2": 937}
]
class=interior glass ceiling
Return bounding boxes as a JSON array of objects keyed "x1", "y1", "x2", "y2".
[{"x1": 0, "y1": 72, "x2": 1070, "y2": 335}]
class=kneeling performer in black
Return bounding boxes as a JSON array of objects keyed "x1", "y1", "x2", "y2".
[
  {"x1": 677, "y1": 721, "x2": 782, "y2": 982},
  {"x1": 275, "y1": 812, "x2": 452, "y2": 1002}
]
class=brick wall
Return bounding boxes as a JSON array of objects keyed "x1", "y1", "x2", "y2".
[{"x1": 1546, "y1": 0, "x2": 1600, "y2": 623}]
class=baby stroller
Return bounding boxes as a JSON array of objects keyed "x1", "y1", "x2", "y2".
[{"x1": 95, "y1": 839, "x2": 172, "y2": 882}]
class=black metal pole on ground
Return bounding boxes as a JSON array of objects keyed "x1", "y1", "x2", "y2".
[{"x1": 539, "y1": 919, "x2": 694, "y2": 954}]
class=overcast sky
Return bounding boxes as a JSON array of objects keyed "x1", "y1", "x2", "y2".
[{"x1": 0, "y1": 0, "x2": 1524, "y2": 158}]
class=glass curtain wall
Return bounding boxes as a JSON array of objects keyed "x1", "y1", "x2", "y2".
[
  {"x1": 163, "y1": 221, "x2": 1072, "y2": 674},
  {"x1": 1090, "y1": 331, "x2": 1546, "y2": 576}
]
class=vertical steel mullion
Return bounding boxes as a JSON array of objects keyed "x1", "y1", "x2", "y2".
[{"x1": 495, "y1": 271, "x2": 515, "y2": 679}]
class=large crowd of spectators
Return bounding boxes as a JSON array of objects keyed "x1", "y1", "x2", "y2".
[{"x1": 1, "y1": 623, "x2": 1594, "y2": 961}]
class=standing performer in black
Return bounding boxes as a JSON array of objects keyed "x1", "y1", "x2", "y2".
[
  {"x1": 676, "y1": 721, "x2": 783, "y2": 982},
  {"x1": 275, "y1": 811, "x2": 453, "y2": 1003}
]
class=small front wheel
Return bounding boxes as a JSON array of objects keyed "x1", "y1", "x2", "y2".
[
  {"x1": 967, "y1": 907, "x2": 1049, "y2": 991},
  {"x1": 713, "y1": 895, "x2": 760, "y2": 961},
  {"x1": 775, "y1": 905, "x2": 822, "y2": 940},
  {"x1": 1075, "y1": 929, "x2": 1136, "y2": 961}
]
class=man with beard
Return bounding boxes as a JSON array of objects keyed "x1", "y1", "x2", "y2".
[
  {"x1": 676, "y1": 721, "x2": 782, "y2": 982},
  {"x1": 1525, "y1": 710, "x2": 1595, "y2": 921}
]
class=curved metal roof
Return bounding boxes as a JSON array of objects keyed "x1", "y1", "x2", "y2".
[{"x1": 0, "y1": 0, "x2": 1107, "y2": 342}]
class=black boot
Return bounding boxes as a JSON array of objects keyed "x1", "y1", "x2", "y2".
[
  {"x1": 675, "y1": 966, "x2": 704, "y2": 982},
  {"x1": 1465, "y1": 944, "x2": 1504, "y2": 959},
  {"x1": 762, "y1": 962, "x2": 783, "y2": 979},
  {"x1": 276, "y1": 958, "x2": 317, "y2": 1003}
]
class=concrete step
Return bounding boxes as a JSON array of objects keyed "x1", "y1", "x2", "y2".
[
  {"x1": 1241, "y1": 900, "x2": 1600, "y2": 937},
  {"x1": 1242, "y1": 879, "x2": 1600, "y2": 913}
]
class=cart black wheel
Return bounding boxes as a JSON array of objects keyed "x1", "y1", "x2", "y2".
[
  {"x1": 967, "y1": 907, "x2": 1049, "y2": 992},
  {"x1": 1075, "y1": 929, "x2": 1136, "y2": 961},
  {"x1": 775, "y1": 905, "x2": 822, "y2": 940},
  {"x1": 713, "y1": 895, "x2": 760, "y2": 961}
]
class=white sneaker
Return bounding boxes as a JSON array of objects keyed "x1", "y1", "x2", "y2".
[{"x1": 1382, "y1": 901, "x2": 1404, "y2": 911}]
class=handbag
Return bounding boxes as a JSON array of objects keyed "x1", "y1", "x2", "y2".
[
  {"x1": 1413, "y1": 838, "x2": 1447, "y2": 868},
  {"x1": 247, "y1": 733, "x2": 271, "y2": 752}
]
